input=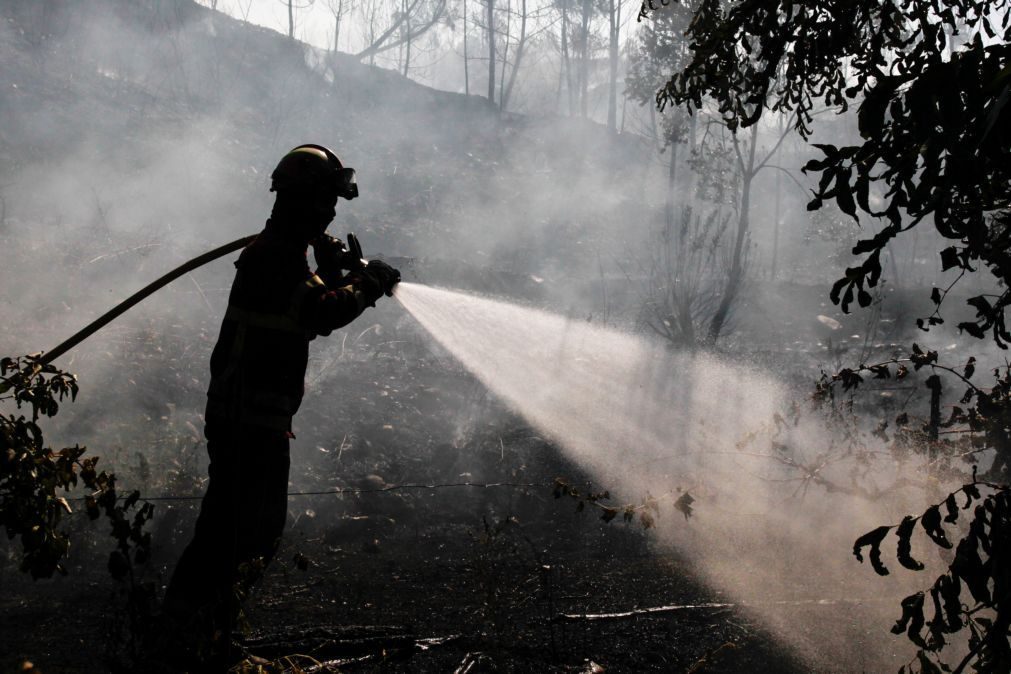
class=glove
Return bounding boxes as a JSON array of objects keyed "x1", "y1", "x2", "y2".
[
  {"x1": 363, "y1": 259, "x2": 401, "y2": 297},
  {"x1": 344, "y1": 260, "x2": 400, "y2": 308},
  {"x1": 311, "y1": 235, "x2": 353, "y2": 274}
]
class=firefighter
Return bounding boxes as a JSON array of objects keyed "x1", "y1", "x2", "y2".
[{"x1": 159, "y1": 144, "x2": 399, "y2": 666}]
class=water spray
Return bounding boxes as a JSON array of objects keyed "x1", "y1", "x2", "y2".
[{"x1": 5, "y1": 240, "x2": 926, "y2": 669}]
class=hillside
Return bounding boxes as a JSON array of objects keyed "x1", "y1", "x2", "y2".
[{"x1": 0, "y1": 0, "x2": 654, "y2": 283}]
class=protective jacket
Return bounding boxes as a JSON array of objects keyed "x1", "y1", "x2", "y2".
[{"x1": 205, "y1": 222, "x2": 369, "y2": 432}]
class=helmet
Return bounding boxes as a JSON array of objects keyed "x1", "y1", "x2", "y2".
[{"x1": 269, "y1": 144, "x2": 358, "y2": 200}]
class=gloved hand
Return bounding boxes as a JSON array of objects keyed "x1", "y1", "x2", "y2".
[
  {"x1": 311, "y1": 234, "x2": 353, "y2": 274},
  {"x1": 363, "y1": 259, "x2": 401, "y2": 297},
  {"x1": 345, "y1": 260, "x2": 399, "y2": 307}
]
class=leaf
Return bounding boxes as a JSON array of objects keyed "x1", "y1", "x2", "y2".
[
  {"x1": 674, "y1": 492, "x2": 695, "y2": 520},
  {"x1": 892, "y1": 592, "x2": 927, "y2": 650},
  {"x1": 854, "y1": 525, "x2": 891, "y2": 575},
  {"x1": 952, "y1": 530, "x2": 990, "y2": 604},
  {"x1": 967, "y1": 296, "x2": 993, "y2": 318},
  {"x1": 937, "y1": 574, "x2": 962, "y2": 631},
  {"x1": 964, "y1": 357, "x2": 976, "y2": 379},
  {"x1": 896, "y1": 516, "x2": 924, "y2": 570},
  {"x1": 920, "y1": 506, "x2": 952, "y2": 549},
  {"x1": 123, "y1": 490, "x2": 141, "y2": 510},
  {"x1": 857, "y1": 288, "x2": 872, "y2": 307},
  {"x1": 835, "y1": 170, "x2": 857, "y2": 219},
  {"x1": 830, "y1": 277, "x2": 849, "y2": 306},
  {"x1": 943, "y1": 493, "x2": 959, "y2": 523},
  {"x1": 939, "y1": 247, "x2": 960, "y2": 271},
  {"x1": 957, "y1": 321, "x2": 986, "y2": 339}
]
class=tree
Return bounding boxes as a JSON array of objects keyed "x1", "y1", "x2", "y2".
[
  {"x1": 487, "y1": 0, "x2": 497, "y2": 102},
  {"x1": 630, "y1": 1, "x2": 794, "y2": 343},
  {"x1": 636, "y1": 1, "x2": 1011, "y2": 669},
  {"x1": 604, "y1": 0, "x2": 624, "y2": 132},
  {"x1": 325, "y1": 0, "x2": 353, "y2": 52},
  {"x1": 280, "y1": 0, "x2": 315, "y2": 40},
  {"x1": 499, "y1": 0, "x2": 530, "y2": 110},
  {"x1": 639, "y1": 0, "x2": 1011, "y2": 339}
]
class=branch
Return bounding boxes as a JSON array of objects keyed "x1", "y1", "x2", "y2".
[
  {"x1": 754, "y1": 110, "x2": 798, "y2": 173},
  {"x1": 355, "y1": 0, "x2": 445, "y2": 61}
]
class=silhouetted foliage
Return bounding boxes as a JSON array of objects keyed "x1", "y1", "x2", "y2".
[
  {"x1": 638, "y1": 0, "x2": 1011, "y2": 340},
  {"x1": 0, "y1": 355, "x2": 153, "y2": 579},
  {"x1": 819, "y1": 350, "x2": 1011, "y2": 672},
  {"x1": 1, "y1": 355, "x2": 157, "y2": 665},
  {"x1": 637, "y1": 0, "x2": 1011, "y2": 668}
]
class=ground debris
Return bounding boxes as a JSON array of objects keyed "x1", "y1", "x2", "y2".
[{"x1": 238, "y1": 624, "x2": 463, "y2": 669}]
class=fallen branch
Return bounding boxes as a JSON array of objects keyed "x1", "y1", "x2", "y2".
[{"x1": 553, "y1": 597, "x2": 899, "y2": 623}]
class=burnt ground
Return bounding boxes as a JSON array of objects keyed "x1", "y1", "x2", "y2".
[
  {"x1": 0, "y1": 334, "x2": 826, "y2": 674},
  {"x1": 0, "y1": 252, "x2": 931, "y2": 674},
  {"x1": 0, "y1": 519, "x2": 808, "y2": 674}
]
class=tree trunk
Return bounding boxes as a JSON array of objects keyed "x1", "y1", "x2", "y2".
[
  {"x1": 403, "y1": 0, "x2": 412, "y2": 76},
  {"x1": 664, "y1": 141, "x2": 678, "y2": 234},
  {"x1": 501, "y1": 0, "x2": 527, "y2": 110},
  {"x1": 561, "y1": 0, "x2": 573, "y2": 115},
  {"x1": 288, "y1": 0, "x2": 294, "y2": 39},
  {"x1": 579, "y1": 0, "x2": 590, "y2": 117},
  {"x1": 463, "y1": 0, "x2": 470, "y2": 95},
  {"x1": 331, "y1": 0, "x2": 343, "y2": 53},
  {"x1": 499, "y1": 0, "x2": 510, "y2": 107},
  {"x1": 606, "y1": 0, "x2": 619, "y2": 132},
  {"x1": 770, "y1": 114, "x2": 783, "y2": 279},
  {"x1": 708, "y1": 128, "x2": 757, "y2": 343},
  {"x1": 487, "y1": 0, "x2": 496, "y2": 104},
  {"x1": 664, "y1": 143, "x2": 694, "y2": 345}
]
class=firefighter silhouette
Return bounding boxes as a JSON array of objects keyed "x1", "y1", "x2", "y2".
[{"x1": 161, "y1": 145, "x2": 400, "y2": 665}]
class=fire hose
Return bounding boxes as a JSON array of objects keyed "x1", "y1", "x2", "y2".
[{"x1": 5, "y1": 232, "x2": 368, "y2": 377}]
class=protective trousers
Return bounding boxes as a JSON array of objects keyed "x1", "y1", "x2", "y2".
[{"x1": 163, "y1": 420, "x2": 290, "y2": 653}]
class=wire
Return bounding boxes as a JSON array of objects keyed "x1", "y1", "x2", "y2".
[{"x1": 68, "y1": 480, "x2": 584, "y2": 503}]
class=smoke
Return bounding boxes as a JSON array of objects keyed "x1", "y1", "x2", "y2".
[
  {"x1": 394, "y1": 281, "x2": 950, "y2": 671},
  {"x1": 0, "y1": 2, "x2": 987, "y2": 669}
]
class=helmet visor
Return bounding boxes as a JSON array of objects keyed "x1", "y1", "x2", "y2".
[{"x1": 337, "y1": 167, "x2": 358, "y2": 200}]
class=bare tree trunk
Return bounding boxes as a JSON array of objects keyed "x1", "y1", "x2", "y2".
[
  {"x1": 770, "y1": 114, "x2": 782, "y2": 279},
  {"x1": 499, "y1": 0, "x2": 510, "y2": 107},
  {"x1": 288, "y1": 0, "x2": 294, "y2": 38},
  {"x1": 664, "y1": 142, "x2": 678, "y2": 233},
  {"x1": 501, "y1": 0, "x2": 526, "y2": 110},
  {"x1": 708, "y1": 127, "x2": 758, "y2": 343},
  {"x1": 664, "y1": 143, "x2": 695, "y2": 344},
  {"x1": 331, "y1": 0, "x2": 343, "y2": 53},
  {"x1": 561, "y1": 0, "x2": 574, "y2": 115},
  {"x1": 487, "y1": 0, "x2": 496, "y2": 104},
  {"x1": 606, "y1": 0, "x2": 619, "y2": 132},
  {"x1": 398, "y1": 0, "x2": 406, "y2": 75},
  {"x1": 579, "y1": 0, "x2": 590, "y2": 117},
  {"x1": 463, "y1": 0, "x2": 470, "y2": 95}
]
